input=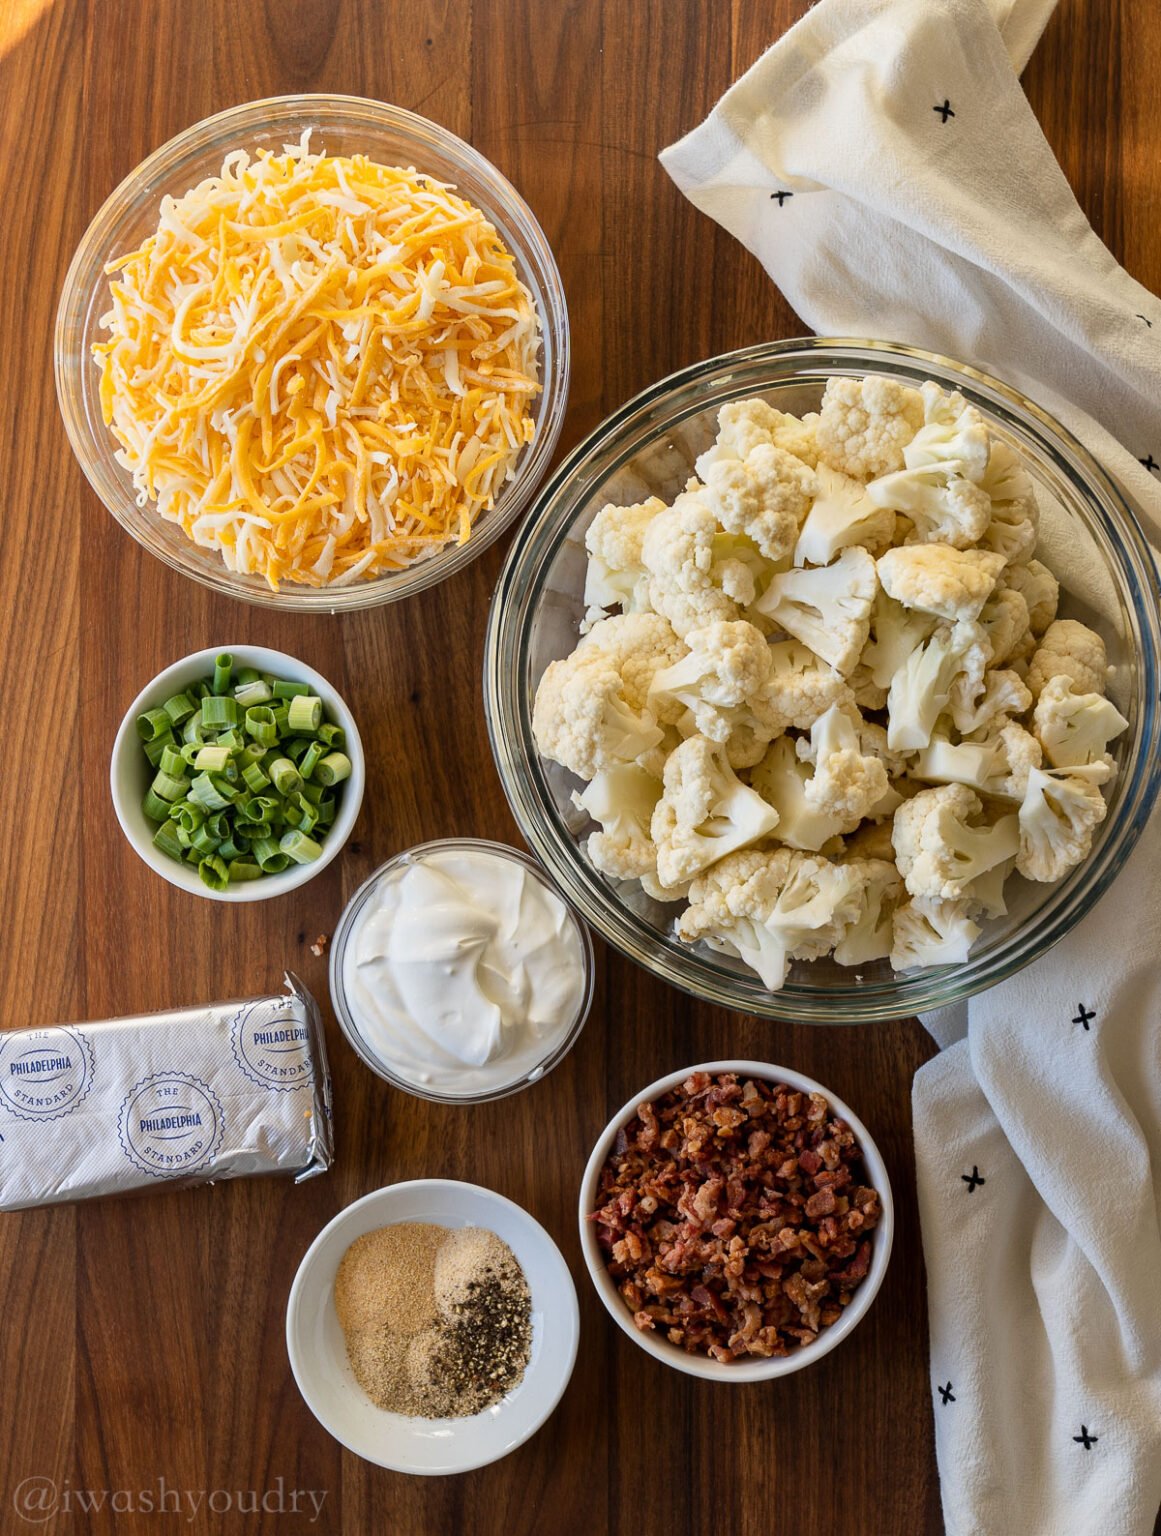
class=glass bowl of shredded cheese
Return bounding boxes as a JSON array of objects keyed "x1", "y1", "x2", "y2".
[{"x1": 55, "y1": 96, "x2": 569, "y2": 609}]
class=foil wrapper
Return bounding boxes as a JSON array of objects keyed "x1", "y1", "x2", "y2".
[{"x1": 0, "y1": 974, "x2": 333, "y2": 1212}]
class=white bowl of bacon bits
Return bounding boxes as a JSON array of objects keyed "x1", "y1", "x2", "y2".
[{"x1": 579, "y1": 1061, "x2": 893, "y2": 1380}]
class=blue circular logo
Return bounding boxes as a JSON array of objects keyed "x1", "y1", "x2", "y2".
[
  {"x1": 231, "y1": 1002, "x2": 314, "y2": 1092},
  {"x1": 0, "y1": 1028, "x2": 94, "y2": 1121},
  {"x1": 118, "y1": 1073, "x2": 224, "y2": 1178}
]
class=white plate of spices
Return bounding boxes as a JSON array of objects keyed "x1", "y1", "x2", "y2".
[{"x1": 286, "y1": 1180, "x2": 579, "y2": 1474}]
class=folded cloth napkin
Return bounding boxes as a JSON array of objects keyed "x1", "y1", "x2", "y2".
[{"x1": 660, "y1": 4, "x2": 1161, "y2": 1534}]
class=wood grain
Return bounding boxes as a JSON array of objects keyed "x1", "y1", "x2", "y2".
[{"x1": 0, "y1": 1, "x2": 1157, "y2": 1533}]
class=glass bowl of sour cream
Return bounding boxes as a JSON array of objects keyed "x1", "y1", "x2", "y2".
[{"x1": 329, "y1": 839, "x2": 594, "y2": 1103}]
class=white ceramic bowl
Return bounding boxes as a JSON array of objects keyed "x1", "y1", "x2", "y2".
[
  {"x1": 110, "y1": 645, "x2": 364, "y2": 902},
  {"x1": 286, "y1": 1180, "x2": 580, "y2": 1474},
  {"x1": 578, "y1": 1060, "x2": 893, "y2": 1381}
]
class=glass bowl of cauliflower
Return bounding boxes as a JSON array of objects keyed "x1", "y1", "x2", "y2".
[{"x1": 483, "y1": 340, "x2": 1160, "y2": 1021}]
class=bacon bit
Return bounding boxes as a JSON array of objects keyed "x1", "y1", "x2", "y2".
[
  {"x1": 591, "y1": 1072, "x2": 881, "y2": 1363},
  {"x1": 309, "y1": 933, "x2": 329, "y2": 957}
]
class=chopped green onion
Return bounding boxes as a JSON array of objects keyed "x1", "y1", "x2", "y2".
[
  {"x1": 143, "y1": 731, "x2": 177, "y2": 768},
  {"x1": 201, "y1": 695, "x2": 238, "y2": 729},
  {"x1": 189, "y1": 773, "x2": 233, "y2": 812},
  {"x1": 198, "y1": 854, "x2": 230, "y2": 891},
  {"x1": 142, "y1": 788, "x2": 173, "y2": 821},
  {"x1": 287, "y1": 694, "x2": 323, "y2": 733},
  {"x1": 268, "y1": 757, "x2": 302, "y2": 796},
  {"x1": 182, "y1": 714, "x2": 207, "y2": 746},
  {"x1": 162, "y1": 691, "x2": 197, "y2": 726},
  {"x1": 216, "y1": 726, "x2": 244, "y2": 751},
  {"x1": 280, "y1": 829, "x2": 322, "y2": 864},
  {"x1": 191, "y1": 824, "x2": 221, "y2": 857},
  {"x1": 317, "y1": 723, "x2": 345, "y2": 749},
  {"x1": 152, "y1": 820, "x2": 185, "y2": 860},
  {"x1": 270, "y1": 703, "x2": 290, "y2": 732},
  {"x1": 242, "y1": 761, "x2": 270, "y2": 793},
  {"x1": 244, "y1": 706, "x2": 279, "y2": 746},
  {"x1": 315, "y1": 752, "x2": 352, "y2": 786},
  {"x1": 299, "y1": 741, "x2": 324, "y2": 780},
  {"x1": 273, "y1": 680, "x2": 311, "y2": 700},
  {"x1": 252, "y1": 836, "x2": 290, "y2": 873},
  {"x1": 136, "y1": 707, "x2": 172, "y2": 742},
  {"x1": 315, "y1": 795, "x2": 336, "y2": 827},
  {"x1": 235, "y1": 679, "x2": 273, "y2": 707},
  {"x1": 236, "y1": 667, "x2": 260, "y2": 686},
  {"x1": 227, "y1": 859, "x2": 263, "y2": 882},
  {"x1": 151, "y1": 769, "x2": 190, "y2": 803},
  {"x1": 194, "y1": 744, "x2": 233, "y2": 772},
  {"x1": 212, "y1": 653, "x2": 233, "y2": 695}
]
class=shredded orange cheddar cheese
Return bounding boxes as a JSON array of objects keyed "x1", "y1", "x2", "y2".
[{"x1": 93, "y1": 133, "x2": 541, "y2": 590}]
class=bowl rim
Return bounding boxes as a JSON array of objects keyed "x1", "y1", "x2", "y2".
[
  {"x1": 109, "y1": 643, "x2": 364, "y2": 902},
  {"x1": 327, "y1": 836, "x2": 595, "y2": 1103},
  {"x1": 485, "y1": 336, "x2": 1161, "y2": 1021},
  {"x1": 285, "y1": 1177, "x2": 581, "y2": 1474},
  {"x1": 54, "y1": 93, "x2": 570, "y2": 612},
  {"x1": 577, "y1": 1059, "x2": 894, "y2": 1381}
]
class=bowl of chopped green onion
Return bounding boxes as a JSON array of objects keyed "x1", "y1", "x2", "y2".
[{"x1": 111, "y1": 646, "x2": 364, "y2": 900}]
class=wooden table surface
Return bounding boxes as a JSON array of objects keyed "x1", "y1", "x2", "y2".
[{"x1": 2, "y1": 2, "x2": 1158, "y2": 1532}]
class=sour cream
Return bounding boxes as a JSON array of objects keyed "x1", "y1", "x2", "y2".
[{"x1": 338, "y1": 845, "x2": 589, "y2": 1097}]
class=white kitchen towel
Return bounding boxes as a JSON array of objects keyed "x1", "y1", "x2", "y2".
[{"x1": 660, "y1": 3, "x2": 1161, "y2": 1535}]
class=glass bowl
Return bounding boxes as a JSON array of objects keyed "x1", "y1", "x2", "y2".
[
  {"x1": 484, "y1": 339, "x2": 1161, "y2": 1023},
  {"x1": 329, "y1": 838, "x2": 594, "y2": 1102},
  {"x1": 54, "y1": 96, "x2": 570, "y2": 612}
]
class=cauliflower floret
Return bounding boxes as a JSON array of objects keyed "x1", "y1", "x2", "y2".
[
  {"x1": 892, "y1": 783, "x2": 1019, "y2": 901},
  {"x1": 583, "y1": 497, "x2": 665, "y2": 616},
  {"x1": 574, "y1": 763, "x2": 662, "y2": 883},
  {"x1": 886, "y1": 620, "x2": 988, "y2": 752},
  {"x1": 816, "y1": 376, "x2": 924, "y2": 479},
  {"x1": 947, "y1": 666, "x2": 1032, "y2": 736},
  {"x1": 848, "y1": 665, "x2": 888, "y2": 712},
  {"x1": 969, "y1": 720, "x2": 1043, "y2": 799},
  {"x1": 795, "y1": 703, "x2": 891, "y2": 824},
  {"x1": 701, "y1": 443, "x2": 814, "y2": 561},
  {"x1": 755, "y1": 545, "x2": 878, "y2": 674},
  {"x1": 641, "y1": 492, "x2": 770, "y2": 639},
  {"x1": 860, "y1": 589, "x2": 937, "y2": 689},
  {"x1": 763, "y1": 639, "x2": 854, "y2": 728},
  {"x1": 748, "y1": 736, "x2": 852, "y2": 851},
  {"x1": 696, "y1": 397, "x2": 822, "y2": 476},
  {"x1": 1016, "y1": 765, "x2": 1109, "y2": 882},
  {"x1": 1026, "y1": 619, "x2": 1108, "y2": 699},
  {"x1": 794, "y1": 463, "x2": 895, "y2": 566},
  {"x1": 651, "y1": 735, "x2": 779, "y2": 889},
  {"x1": 1032, "y1": 675, "x2": 1129, "y2": 770},
  {"x1": 649, "y1": 621, "x2": 771, "y2": 739},
  {"x1": 842, "y1": 818, "x2": 897, "y2": 863},
  {"x1": 877, "y1": 544, "x2": 1006, "y2": 622},
  {"x1": 915, "y1": 720, "x2": 1041, "y2": 801},
  {"x1": 890, "y1": 897, "x2": 981, "y2": 970},
  {"x1": 867, "y1": 462, "x2": 992, "y2": 549},
  {"x1": 1005, "y1": 559, "x2": 1059, "y2": 635},
  {"x1": 677, "y1": 847, "x2": 865, "y2": 990},
  {"x1": 963, "y1": 859, "x2": 1016, "y2": 920},
  {"x1": 650, "y1": 620, "x2": 787, "y2": 767},
  {"x1": 977, "y1": 588, "x2": 1033, "y2": 666},
  {"x1": 575, "y1": 612, "x2": 686, "y2": 711},
  {"x1": 534, "y1": 656, "x2": 663, "y2": 780},
  {"x1": 978, "y1": 440, "x2": 1039, "y2": 566},
  {"x1": 833, "y1": 858, "x2": 905, "y2": 967},
  {"x1": 901, "y1": 384, "x2": 991, "y2": 482}
]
